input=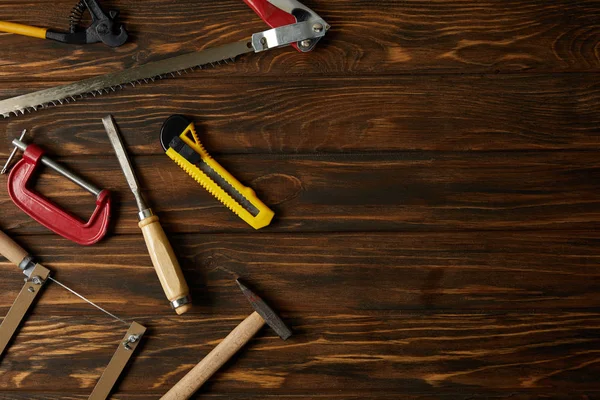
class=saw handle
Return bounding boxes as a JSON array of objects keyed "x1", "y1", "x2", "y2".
[
  {"x1": 160, "y1": 311, "x2": 265, "y2": 400},
  {"x1": 242, "y1": 0, "x2": 302, "y2": 51},
  {"x1": 242, "y1": 0, "x2": 296, "y2": 29},
  {"x1": 0, "y1": 229, "x2": 27, "y2": 265},
  {"x1": 139, "y1": 215, "x2": 191, "y2": 315}
]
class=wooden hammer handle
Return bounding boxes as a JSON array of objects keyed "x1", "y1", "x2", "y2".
[
  {"x1": 160, "y1": 311, "x2": 265, "y2": 400},
  {"x1": 0, "y1": 229, "x2": 28, "y2": 265}
]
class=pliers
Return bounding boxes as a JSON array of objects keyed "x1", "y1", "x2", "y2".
[{"x1": 0, "y1": 0, "x2": 128, "y2": 47}]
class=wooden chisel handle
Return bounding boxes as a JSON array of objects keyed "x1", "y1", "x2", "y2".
[
  {"x1": 0, "y1": 229, "x2": 28, "y2": 265},
  {"x1": 161, "y1": 311, "x2": 265, "y2": 400},
  {"x1": 139, "y1": 215, "x2": 191, "y2": 315}
]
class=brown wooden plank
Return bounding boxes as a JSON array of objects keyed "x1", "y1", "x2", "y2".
[
  {"x1": 0, "y1": 230, "x2": 599, "y2": 316},
  {"x1": 0, "y1": 312, "x2": 599, "y2": 395},
  {"x1": 0, "y1": 151, "x2": 598, "y2": 235},
  {"x1": 0, "y1": 74, "x2": 599, "y2": 154},
  {"x1": 4, "y1": 395, "x2": 596, "y2": 400},
  {"x1": 1, "y1": 395, "x2": 597, "y2": 400},
  {"x1": 1, "y1": 0, "x2": 599, "y2": 79}
]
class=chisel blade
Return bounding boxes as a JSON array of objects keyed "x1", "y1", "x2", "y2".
[{"x1": 102, "y1": 115, "x2": 148, "y2": 213}]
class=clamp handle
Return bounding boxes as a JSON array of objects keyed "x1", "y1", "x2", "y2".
[{"x1": 7, "y1": 144, "x2": 111, "y2": 246}]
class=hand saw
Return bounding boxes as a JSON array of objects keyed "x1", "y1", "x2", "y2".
[{"x1": 0, "y1": 0, "x2": 330, "y2": 118}]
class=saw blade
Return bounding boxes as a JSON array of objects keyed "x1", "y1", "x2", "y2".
[{"x1": 0, "y1": 40, "x2": 254, "y2": 118}]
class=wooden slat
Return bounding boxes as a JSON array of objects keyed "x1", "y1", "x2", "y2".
[
  {"x1": 0, "y1": 0, "x2": 599, "y2": 79},
  {"x1": 0, "y1": 74, "x2": 599, "y2": 154},
  {"x1": 0, "y1": 151, "x2": 598, "y2": 235},
  {"x1": 0, "y1": 312, "x2": 599, "y2": 395},
  {"x1": 1, "y1": 395, "x2": 597, "y2": 400},
  {"x1": 0, "y1": 1, "x2": 598, "y2": 399},
  {"x1": 0, "y1": 230, "x2": 599, "y2": 316}
]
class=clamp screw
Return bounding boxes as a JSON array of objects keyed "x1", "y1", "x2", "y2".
[
  {"x1": 313, "y1": 23, "x2": 324, "y2": 33},
  {"x1": 31, "y1": 276, "x2": 43, "y2": 285},
  {"x1": 2, "y1": 129, "x2": 27, "y2": 175},
  {"x1": 300, "y1": 40, "x2": 312, "y2": 48}
]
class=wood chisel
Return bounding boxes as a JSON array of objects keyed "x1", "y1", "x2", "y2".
[
  {"x1": 102, "y1": 115, "x2": 191, "y2": 315},
  {"x1": 0, "y1": 0, "x2": 329, "y2": 118},
  {"x1": 0, "y1": 228, "x2": 145, "y2": 400},
  {"x1": 160, "y1": 115, "x2": 274, "y2": 230}
]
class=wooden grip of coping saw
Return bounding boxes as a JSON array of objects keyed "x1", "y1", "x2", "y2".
[
  {"x1": 139, "y1": 215, "x2": 191, "y2": 315},
  {"x1": 161, "y1": 311, "x2": 265, "y2": 400},
  {"x1": 0, "y1": 229, "x2": 28, "y2": 265}
]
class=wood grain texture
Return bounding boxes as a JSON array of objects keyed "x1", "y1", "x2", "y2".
[
  {"x1": 0, "y1": 152, "x2": 599, "y2": 235},
  {"x1": 0, "y1": 0, "x2": 598, "y2": 399},
  {"x1": 0, "y1": 313, "x2": 599, "y2": 397},
  {"x1": 0, "y1": 231, "x2": 598, "y2": 317},
  {"x1": 0, "y1": 0, "x2": 599, "y2": 79},
  {"x1": 0, "y1": 74, "x2": 599, "y2": 154}
]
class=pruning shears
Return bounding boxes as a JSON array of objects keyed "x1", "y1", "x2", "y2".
[{"x1": 0, "y1": 0, "x2": 128, "y2": 47}]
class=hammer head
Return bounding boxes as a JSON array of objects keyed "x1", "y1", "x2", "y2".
[{"x1": 236, "y1": 279, "x2": 292, "y2": 340}]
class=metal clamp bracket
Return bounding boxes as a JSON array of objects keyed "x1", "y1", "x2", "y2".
[{"x1": 252, "y1": 19, "x2": 329, "y2": 52}]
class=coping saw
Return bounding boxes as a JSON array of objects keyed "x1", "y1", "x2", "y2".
[
  {"x1": 0, "y1": 228, "x2": 145, "y2": 399},
  {"x1": 0, "y1": 0, "x2": 330, "y2": 118}
]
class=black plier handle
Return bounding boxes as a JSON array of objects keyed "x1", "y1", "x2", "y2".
[{"x1": 0, "y1": 0, "x2": 127, "y2": 47}]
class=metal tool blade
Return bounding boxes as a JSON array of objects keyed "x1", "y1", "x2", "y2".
[
  {"x1": 102, "y1": 115, "x2": 148, "y2": 213},
  {"x1": 196, "y1": 161, "x2": 260, "y2": 217},
  {"x1": 0, "y1": 40, "x2": 253, "y2": 118},
  {"x1": 48, "y1": 277, "x2": 128, "y2": 325}
]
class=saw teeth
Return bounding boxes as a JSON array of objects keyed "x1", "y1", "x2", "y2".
[{"x1": 0, "y1": 53, "x2": 239, "y2": 118}]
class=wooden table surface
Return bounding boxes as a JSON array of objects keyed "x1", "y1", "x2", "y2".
[{"x1": 0, "y1": 1, "x2": 599, "y2": 398}]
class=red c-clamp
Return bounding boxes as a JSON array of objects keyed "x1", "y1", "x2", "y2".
[{"x1": 5, "y1": 138, "x2": 110, "y2": 245}]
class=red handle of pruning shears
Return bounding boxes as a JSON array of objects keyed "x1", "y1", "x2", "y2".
[
  {"x1": 7, "y1": 144, "x2": 111, "y2": 246},
  {"x1": 242, "y1": 0, "x2": 300, "y2": 51},
  {"x1": 243, "y1": 0, "x2": 297, "y2": 28}
]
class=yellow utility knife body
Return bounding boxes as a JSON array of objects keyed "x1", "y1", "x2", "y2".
[{"x1": 160, "y1": 115, "x2": 274, "y2": 230}]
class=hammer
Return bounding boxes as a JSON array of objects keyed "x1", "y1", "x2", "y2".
[{"x1": 161, "y1": 279, "x2": 292, "y2": 400}]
